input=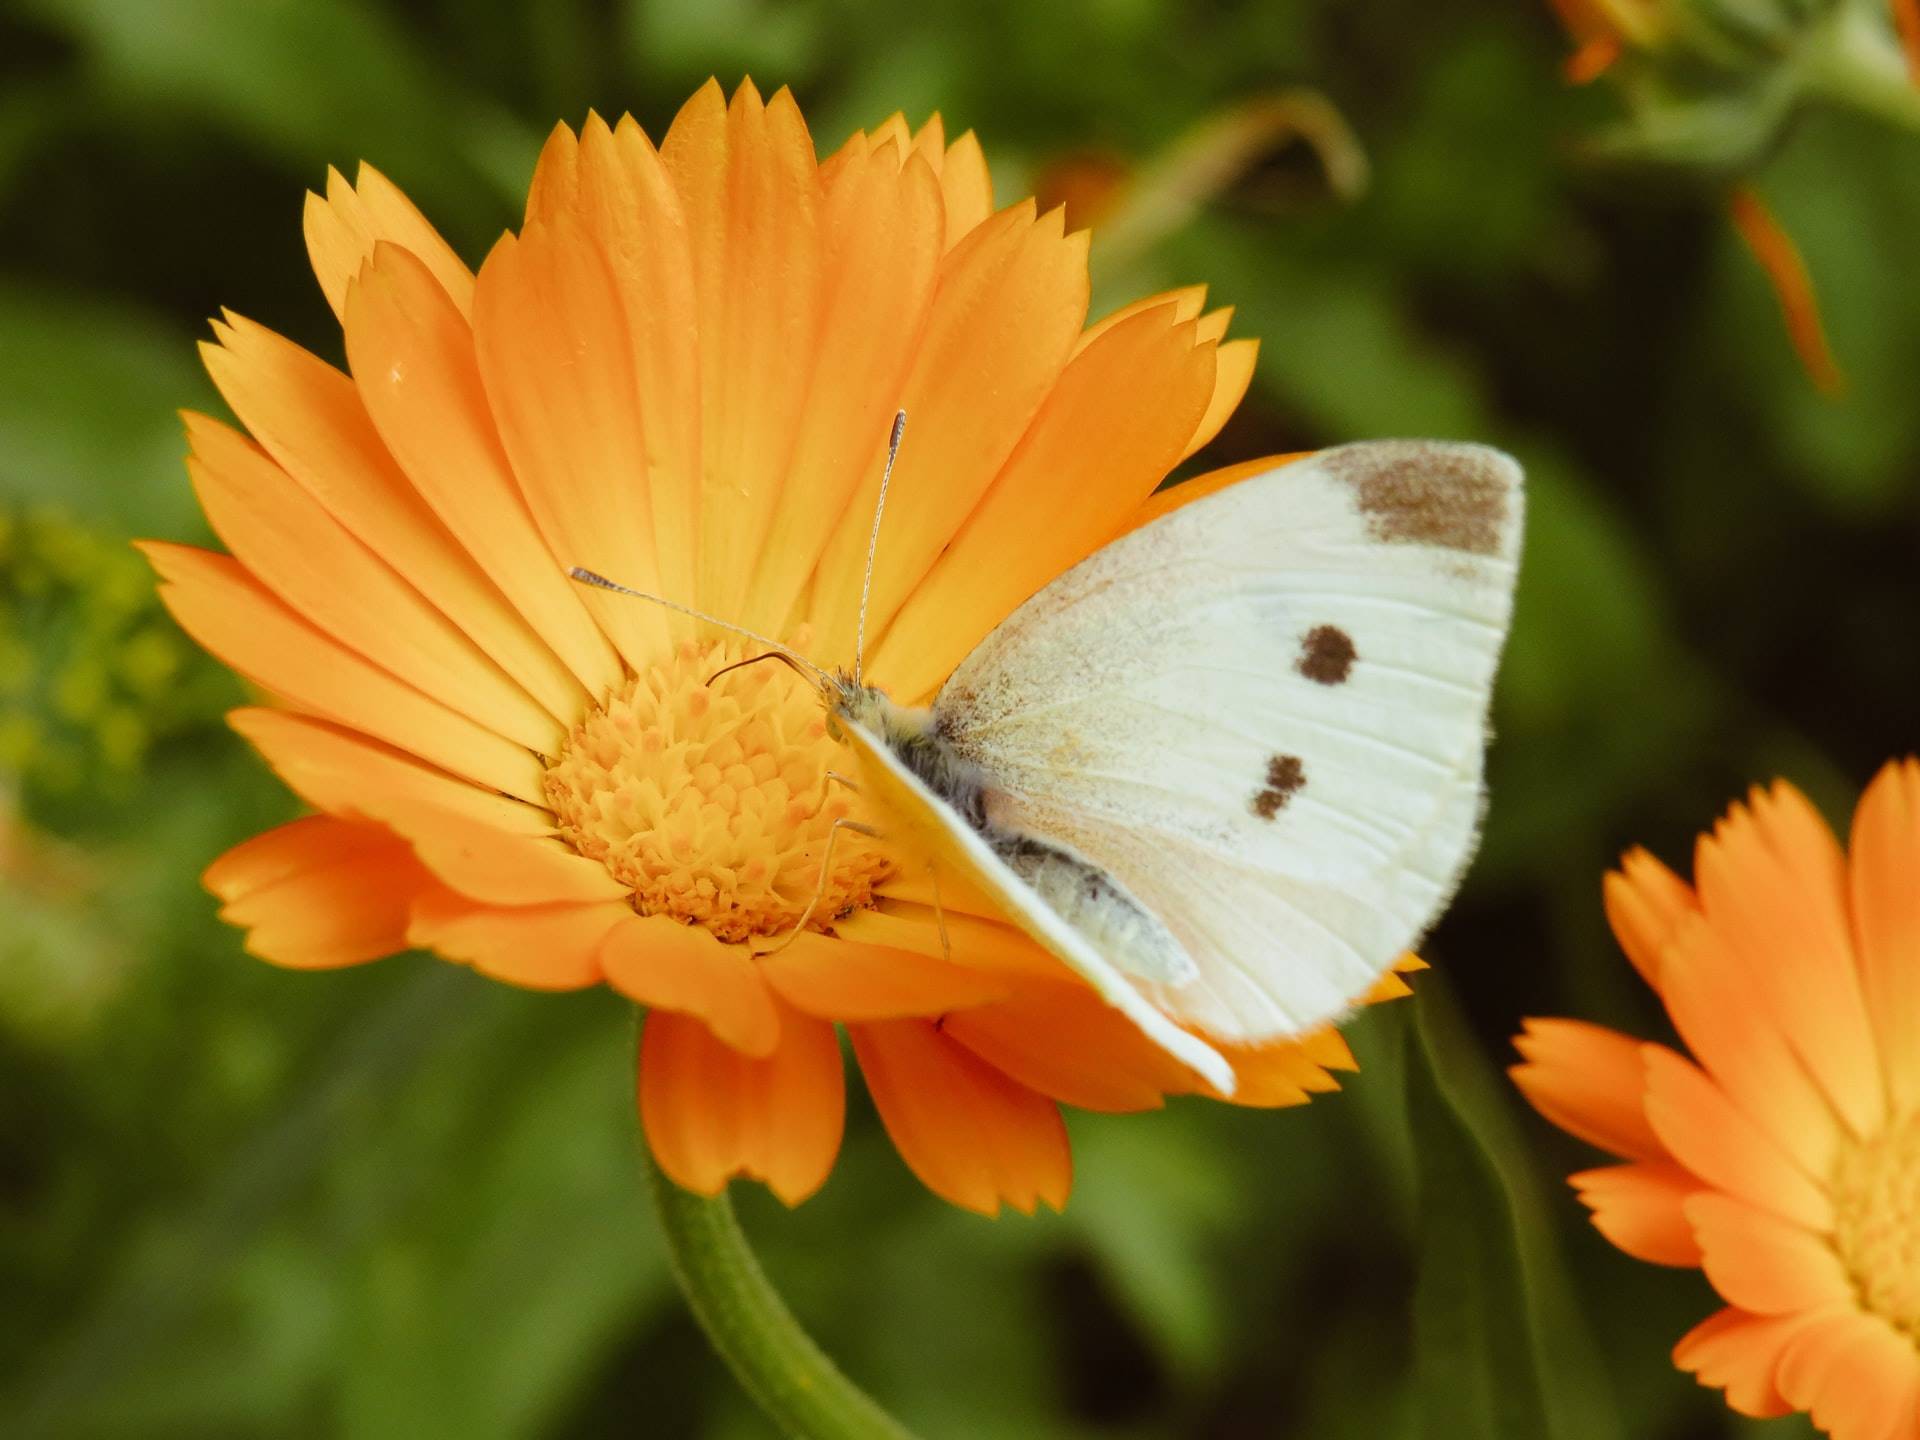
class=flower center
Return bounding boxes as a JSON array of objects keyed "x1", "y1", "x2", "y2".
[
  {"x1": 1831, "y1": 1107, "x2": 1920, "y2": 1337},
  {"x1": 543, "y1": 637, "x2": 891, "y2": 943}
]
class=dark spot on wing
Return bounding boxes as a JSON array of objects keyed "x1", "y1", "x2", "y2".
[
  {"x1": 1323, "y1": 441, "x2": 1512, "y2": 556},
  {"x1": 1297, "y1": 624, "x2": 1355, "y2": 685},
  {"x1": 1251, "y1": 753, "x2": 1305, "y2": 820}
]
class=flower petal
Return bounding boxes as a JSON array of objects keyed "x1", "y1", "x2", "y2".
[
  {"x1": 145, "y1": 545, "x2": 544, "y2": 803},
  {"x1": 1510, "y1": 1017, "x2": 1665, "y2": 1162},
  {"x1": 304, "y1": 162, "x2": 474, "y2": 324},
  {"x1": 871, "y1": 301, "x2": 1218, "y2": 703},
  {"x1": 849, "y1": 1017, "x2": 1071, "y2": 1216},
  {"x1": 345, "y1": 240, "x2": 624, "y2": 702},
  {"x1": 1849, "y1": 757, "x2": 1920, "y2": 1114},
  {"x1": 1656, "y1": 913, "x2": 1840, "y2": 1181},
  {"x1": 1603, "y1": 845, "x2": 1696, "y2": 988},
  {"x1": 1569, "y1": 1161, "x2": 1703, "y2": 1266},
  {"x1": 228, "y1": 707, "x2": 626, "y2": 907},
  {"x1": 407, "y1": 887, "x2": 624, "y2": 989},
  {"x1": 808, "y1": 198, "x2": 1090, "y2": 668},
  {"x1": 599, "y1": 913, "x2": 780, "y2": 1057},
  {"x1": 183, "y1": 411, "x2": 561, "y2": 754},
  {"x1": 660, "y1": 81, "x2": 825, "y2": 621},
  {"x1": 1695, "y1": 782, "x2": 1883, "y2": 1136},
  {"x1": 200, "y1": 314, "x2": 586, "y2": 721},
  {"x1": 1686, "y1": 1192, "x2": 1851, "y2": 1314},
  {"x1": 639, "y1": 1000, "x2": 845, "y2": 1205},
  {"x1": 1777, "y1": 1309, "x2": 1920, "y2": 1440},
  {"x1": 471, "y1": 218, "x2": 675, "y2": 672},
  {"x1": 205, "y1": 815, "x2": 429, "y2": 969},
  {"x1": 523, "y1": 113, "x2": 704, "y2": 617},
  {"x1": 737, "y1": 138, "x2": 944, "y2": 634},
  {"x1": 1642, "y1": 1045, "x2": 1832, "y2": 1231},
  {"x1": 1178, "y1": 335, "x2": 1258, "y2": 462},
  {"x1": 937, "y1": 129, "x2": 994, "y2": 248},
  {"x1": 1673, "y1": 1306, "x2": 1812, "y2": 1419},
  {"x1": 834, "y1": 904, "x2": 1068, "y2": 980},
  {"x1": 939, "y1": 978, "x2": 1185, "y2": 1112},
  {"x1": 757, "y1": 932, "x2": 1011, "y2": 1020}
]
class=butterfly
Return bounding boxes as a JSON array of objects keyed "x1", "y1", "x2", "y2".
[{"x1": 578, "y1": 430, "x2": 1523, "y2": 1094}]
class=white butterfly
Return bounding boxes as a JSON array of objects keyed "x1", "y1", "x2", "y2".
[{"x1": 579, "y1": 436, "x2": 1523, "y2": 1095}]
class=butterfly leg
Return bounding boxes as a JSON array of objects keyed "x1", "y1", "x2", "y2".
[
  {"x1": 800, "y1": 769, "x2": 861, "y2": 821},
  {"x1": 756, "y1": 816, "x2": 883, "y2": 957}
]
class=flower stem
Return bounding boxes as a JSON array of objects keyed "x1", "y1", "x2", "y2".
[{"x1": 642, "y1": 1138, "x2": 916, "y2": 1439}]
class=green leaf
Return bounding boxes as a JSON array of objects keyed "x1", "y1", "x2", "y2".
[{"x1": 1405, "y1": 989, "x2": 1624, "y2": 1440}]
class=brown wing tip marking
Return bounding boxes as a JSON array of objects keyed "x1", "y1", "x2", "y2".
[
  {"x1": 1297, "y1": 624, "x2": 1356, "y2": 685},
  {"x1": 1251, "y1": 754, "x2": 1305, "y2": 820},
  {"x1": 1324, "y1": 441, "x2": 1514, "y2": 556}
]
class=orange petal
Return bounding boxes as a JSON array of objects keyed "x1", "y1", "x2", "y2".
[
  {"x1": 1673, "y1": 1307, "x2": 1810, "y2": 1419},
  {"x1": 228, "y1": 707, "x2": 625, "y2": 907},
  {"x1": 1568, "y1": 1161, "x2": 1703, "y2": 1266},
  {"x1": 144, "y1": 544, "x2": 544, "y2": 803},
  {"x1": 661, "y1": 81, "x2": 824, "y2": 620},
  {"x1": 1074, "y1": 285, "x2": 1208, "y2": 357},
  {"x1": 407, "y1": 887, "x2": 623, "y2": 989},
  {"x1": 756, "y1": 931, "x2": 1011, "y2": 1021},
  {"x1": 1695, "y1": 781, "x2": 1883, "y2": 1137},
  {"x1": 344, "y1": 240, "x2": 624, "y2": 702},
  {"x1": 1898, "y1": 0, "x2": 1920, "y2": 85},
  {"x1": 849, "y1": 1017, "x2": 1071, "y2": 1216},
  {"x1": 1777, "y1": 1309, "x2": 1920, "y2": 1439},
  {"x1": 1642, "y1": 1045, "x2": 1832, "y2": 1231},
  {"x1": 737, "y1": 138, "x2": 944, "y2": 633},
  {"x1": 1509, "y1": 1017, "x2": 1665, "y2": 1162},
  {"x1": 870, "y1": 301, "x2": 1217, "y2": 703},
  {"x1": 205, "y1": 815, "x2": 430, "y2": 969},
  {"x1": 1849, "y1": 757, "x2": 1920, "y2": 1113},
  {"x1": 639, "y1": 999, "x2": 845, "y2": 1205},
  {"x1": 940, "y1": 977, "x2": 1190, "y2": 1113},
  {"x1": 1603, "y1": 845, "x2": 1696, "y2": 988},
  {"x1": 1727, "y1": 187, "x2": 1844, "y2": 397},
  {"x1": 471, "y1": 218, "x2": 674, "y2": 671},
  {"x1": 524, "y1": 114, "x2": 703, "y2": 616},
  {"x1": 834, "y1": 904, "x2": 1071, "y2": 981},
  {"x1": 1686, "y1": 1192, "x2": 1852, "y2": 1315},
  {"x1": 303, "y1": 162, "x2": 474, "y2": 324},
  {"x1": 808, "y1": 199, "x2": 1090, "y2": 668},
  {"x1": 938, "y1": 130, "x2": 994, "y2": 248},
  {"x1": 1656, "y1": 912, "x2": 1840, "y2": 1182},
  {"x1": 200, "y1": 314, "x2": 586, "y2": 722},
  {"x1": 183, "y1": 411, "x2": 561, "y2": 754},
  {"x1": 1178, "y1": 335, "x2": 1257, "y2": 463},
  {"x1": 1207, "y1": 1035, "x2": 1334, "y2": 1107},
  {"x1": 599, "y1": 914, "x2": 780, "y2": 1057}
]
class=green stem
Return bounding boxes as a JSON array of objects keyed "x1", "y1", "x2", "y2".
[{"x1": 642, "y1": 1136, "x2": 916, "y2": 1439}]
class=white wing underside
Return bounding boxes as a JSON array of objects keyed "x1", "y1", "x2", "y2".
[
  {"x1": 834, "y1": 718, "x2": 1239, "y2": 1092},
  {"x1": 929, "y1": 441, "x2": 1523, "y2": 1043}
]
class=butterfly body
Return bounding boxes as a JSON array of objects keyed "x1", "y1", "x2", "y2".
[{"x1": 830, "y1": 440, "x2": 1524, "y2": 1092}]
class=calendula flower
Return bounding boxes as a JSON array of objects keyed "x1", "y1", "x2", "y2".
[
  {"x1": 151, "y1": 78, "x2": 1417, "y2": 1216},
  {"x1": 1512, "y1": 764, "x2": 1920, "y2": 1436}
]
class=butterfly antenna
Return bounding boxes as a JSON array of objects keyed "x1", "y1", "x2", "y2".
[
  {"x1": 567, "y1": 567, "x2": 832, "y2": 689},
  {"x1": 854, "y1": 409, "x2": 907, "y2": 689}
]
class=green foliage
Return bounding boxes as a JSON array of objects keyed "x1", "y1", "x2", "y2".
[{"x1": 0, "y1": 0, "x2": 1904, "y2": 1435}]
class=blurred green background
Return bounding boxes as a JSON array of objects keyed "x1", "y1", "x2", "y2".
[{"x1": 4, "y1": 0, "x2": 1914, "y2": 1435}]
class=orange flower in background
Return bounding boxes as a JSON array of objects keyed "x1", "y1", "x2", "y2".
[
  {"x1": 152, "y1": 77, "x2": 1416, "y2": 1216},
  {"x1": 1513, "y1": 764, "x2": 1920, "y2": 1437}
]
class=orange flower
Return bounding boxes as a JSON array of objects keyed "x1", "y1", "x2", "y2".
[
  {"x1": 1513, "y1": 764, "x2": 1920, "y2": 1436},
  {"x1": 154, "y1": 78, "x2": 1414, "y2": 1216}
]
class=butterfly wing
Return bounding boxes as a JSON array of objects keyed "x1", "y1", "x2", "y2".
[
  {"x1": 929, "y1": 440, "x2": 1523, "y2": 1043},
  {"x1": 833, "y1": 714, "x2": 1237, "y2": 1093}
]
